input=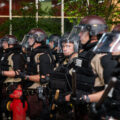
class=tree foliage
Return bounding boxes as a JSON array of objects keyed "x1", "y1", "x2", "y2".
[
  {"x1": 0, "y1": 1, "x2": 72, "y2": 40},
  {"x1": 64, "y1": 0, "x2": 120, "y2": 28}
]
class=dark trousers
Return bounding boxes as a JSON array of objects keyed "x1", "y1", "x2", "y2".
[{"x1": 27, "y1": 94, "x2": 50, "y2": 120}]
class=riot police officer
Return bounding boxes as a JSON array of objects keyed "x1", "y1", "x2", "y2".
[
  {"x1": 48, "y1": 34, "x2": 62, "y2": 69},
  {"x1": 49, "y1": 34, "x2": 80, "y2": 120},
  {"x1": 0, "y1": 35, "x2": 25, "y2": 119},
  {"x1": 65, "y1": 15, "x2": 108, "y2": 120},
  {"x1": 90, "y1": 24, "x2": 120, "y2": 119},
  {"x1": 21, "y1": 28, "x2": 53, "y2": 120},
  {"x1": 66, "y1": 15, "x2": 107, "y2": 98},
  {"x1": 48, "y1": 34, "x2": 61, "y2": 52},
  {"x1": 85, "y1": 24, "x2": 120, "y2": 105}
]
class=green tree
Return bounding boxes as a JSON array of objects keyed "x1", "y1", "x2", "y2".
[
  {"x1": 0, "y1": 1, "x2": 72, "y2": 40},
  {"x1": 63, "y1": 0, "x2": 120, "y2": 29}
]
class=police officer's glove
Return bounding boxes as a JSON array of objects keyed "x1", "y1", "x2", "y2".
[
  {"x1": 70, "y1": 94, "x2": 90, "y2": 105},
  {"x1": 40, "y1": 76, "x2": 50, "y2": 84},
  {"x1": 70, "y1": 94, "x2": 79, "y2": 105},
  {"x1": 18, "y1": 71, "x2": 27, "y2": 80}
]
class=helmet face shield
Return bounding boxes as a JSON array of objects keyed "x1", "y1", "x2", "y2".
[
  {"x1": 62, "y1": 42, "x2": 75, "y2": 56},
  {"x1": 69, "y1": 25, "x2": 88, "y2": 38},
  {"x1": 22, "y1": 34, "x2": 35, "y2": 48},
  {"x1": 1, "y1": 37, "x2": 8, "y2": 49},
  {"x1": 28, "y1": 37, "x2": 35, "y2": 46},
  {"x1": 93, "y1": 33, "x2": 120, "y2": 53},
  {"x1": 68, "y1": 25, "x2": 89, "y2": 45},
  {"x1": 90, "y1": 24, "x2": 107, "y2": 36},
  {"x1": 48, "y1": 35, "x2": 61, "y2": 52},
  {"x1": 2, "y1": 41, "x2": 8, "y2": 50},
  {"x1": 61, "y1": 33, "x2": 80, "y2": 56}
]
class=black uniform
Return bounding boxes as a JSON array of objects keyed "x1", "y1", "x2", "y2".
[
  {"x1": 75, "y1": 42, "x2": 98, "y2": 93},
  {"x1": 25, "y1": 45, "x2": 53, "y2": 120},
  {"x1": 74, "y1": 42, "x2": 100, "y2": 120},
  {"x1": 101, "y1": 54, "x2": 120, "y2": 119},
  {"x1": 49, "y1": 53, "x2": 78, "y2": 120},
  {"x1": 0, "y1": 45, "x2": 25, "y2": 119}
]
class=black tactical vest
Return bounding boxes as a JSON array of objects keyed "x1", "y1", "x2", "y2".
[
  {"x1": 0, "y1": 47, "x2": 23, "y2": 82},
  {"x1": 49, "y1": 58, "x2": 75, "y2": 95},
  {"x1": 27, "y1": 46, "x2": 53, "y2": 75},
  {"x1": 75, "y1": 43, "x2": 97, "y2": 93},
  {"x1": 0, "y1": 49, "x2": 13, "y2": 71}
]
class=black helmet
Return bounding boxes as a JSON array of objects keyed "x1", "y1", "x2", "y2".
[
  {"x1": 49, "y1": 34, "x2": 61, "y2": 47},
  {"x1": 29, "y1": 28, "x2": 47, "y2": 43},
  {"x1": 69, "y1": 15, "x2": 107, "y2": 38},
  {"x1": 1, "y1": 35, "x2": 18, "y2": 45},
  {"x1": 79, "y1": 15, "x2": 107, "y2": 36},
  {"x1": 21, "y1": 28, "x2": 47, "y2": 48},
  {"x1": 68, "y1": 15, "x2": 107, "y2": 46},
  {"x1": 61, "y1": 33, "x2": 80, "y2": 52}
]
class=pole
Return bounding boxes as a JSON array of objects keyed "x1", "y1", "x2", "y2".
[
  {"x1": 35, "y1": 0, "x2": 39, "y2": 27},
  {"x1": 87, "y1": 0, "x2": 89, "y2": 6},
  {"x1": 86, "y1": 0, "x2": 89, "y2": 15},
  {"x1": 61, "y1": 0, "x2": 64, "y2": 36},
  {"x1": 9, "y1": 0, "x2": 12, "y2": 35}
]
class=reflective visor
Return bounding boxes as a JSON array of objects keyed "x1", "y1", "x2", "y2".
[
  {"x1": 21, "y1": 34, "x2": 35, "y2": 47},
  {"x1": 93, "y1": 32, "x2": 120, "y2": 53},
  {"x1": 68, "y1": 25, "x2": 88, "y2": 40}
]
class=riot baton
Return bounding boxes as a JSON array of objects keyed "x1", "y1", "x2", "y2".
[
  {"x1": 72, "y1": 69, "x2": 76, "y2": 96},
  {"x1": 72, "y1": 69, "x2": 77, "y2": 120},
  {"x1": 96, "y1": 77, "x2": 117, "y2": 108},
  {"x1": 50, "y1": 89, "x2": 60, "y2": 119}
]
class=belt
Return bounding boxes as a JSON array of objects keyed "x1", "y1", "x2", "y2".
[{"x1": 23, "y1": 89, "x2": 37, "y2": 96}]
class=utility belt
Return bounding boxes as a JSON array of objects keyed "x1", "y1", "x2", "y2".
[
  {"x1": 24, "y1": 89, "x2": 37, "y2": 96},
  {"x1": 24, "y1": 85, "x2": 47, "y2": 97}
]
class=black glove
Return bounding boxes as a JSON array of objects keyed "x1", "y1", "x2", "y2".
[
  {"x1": 70, "y1": 94, "x2": 90, "y2": 105},
  {"x1": 18, "y1": 71, "x2": 27, "y2": 80},
  {"x1": 40, "y1": 76, "x2": 50, "y2": 84}
]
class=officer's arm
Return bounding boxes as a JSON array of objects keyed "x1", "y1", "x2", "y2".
[
  {"x1": 2, "y1": 54, "x2": 25, "y2": 77},
  {"x1": 88, "y1": 90, "x2": 104, "y2": 103},
  {"x1": 25, "y1": 54, "x2": 51, "y2": 82},
  {"x1": 25, "y1": 74, "x2": 40, "y2": 82},
  {"x1": 2, "y1": 71, "x2": 17, "y2": 77},
  {"x1": 65, "y1": 90, "x2": 104, "y2": 103},
  {"x1": 13, "y1": 54, "x2": 25, "y2": 71}
]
